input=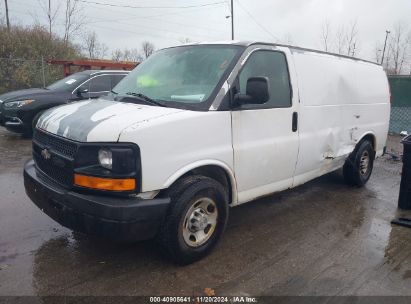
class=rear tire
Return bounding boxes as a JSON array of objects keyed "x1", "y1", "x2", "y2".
[
  {"x1": 158, "y1": 175, "x2": 229, "y2": 265},
  {"x1": 343, "y1": 140, "x2": 375, "y2": 187}
]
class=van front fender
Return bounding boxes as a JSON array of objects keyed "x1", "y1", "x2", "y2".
[{"x1": 163, "y1": 159, "x2": 238, "y2": 205}]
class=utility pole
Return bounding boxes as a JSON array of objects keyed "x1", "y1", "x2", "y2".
[
  {"x1": 230, "y1": 0, "x2": 234, "y2": 40},
  {"x1": 48, "y1": 0, "x2": 52, "y2": 37},
  {"x1": 381, "y1": 30, "x2": 390, "y2": 65},
  {"x1": 41, "y1": 56, "x2": 46, "y2": 88},
  {"x1": 4, "y1": 0, "x2": 10, "y2": 31}
]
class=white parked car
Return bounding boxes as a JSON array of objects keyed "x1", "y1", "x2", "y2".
[{"x1": 24, "y1": 42, "x2": 390, "y2": 264}]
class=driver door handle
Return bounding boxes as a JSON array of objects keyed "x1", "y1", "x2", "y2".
[{"x1": 292, "y1": 112, "x2": 298, "y2": 132}]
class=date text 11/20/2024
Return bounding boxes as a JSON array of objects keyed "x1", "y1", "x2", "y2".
[{"x1": 149, "y1": 296, "x2": 258, "y2": 303}]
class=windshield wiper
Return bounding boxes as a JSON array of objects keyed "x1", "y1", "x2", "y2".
[{"x1": 124, "y1": 92, "x2": 166, "y2": 107}]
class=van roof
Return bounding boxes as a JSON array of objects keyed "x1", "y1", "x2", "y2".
[{"x1": 186, "y1": 41, "x2": 380, "y2": 66}]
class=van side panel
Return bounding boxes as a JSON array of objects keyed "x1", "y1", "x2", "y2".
[{"x1": 291, "y1": 50, "x2": 390, "y2": 187}]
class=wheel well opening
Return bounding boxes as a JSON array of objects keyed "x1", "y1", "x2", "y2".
[
  {"x1": 361, "y1": 134, "x2": 376, "y2": 151},
  {"x1": 173, "y1": 165, "x2": 233, "y2": 204}
]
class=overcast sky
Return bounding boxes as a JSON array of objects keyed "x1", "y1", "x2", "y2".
[{"x1": 4, "y1": 0, "x2": 411, "y2": 61}]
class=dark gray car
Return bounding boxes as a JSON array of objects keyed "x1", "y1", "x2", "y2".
[{"x1": 0, "y1": 70, "x2": 129, "y2": 136}]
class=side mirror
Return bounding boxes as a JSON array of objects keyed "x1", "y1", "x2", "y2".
[
  {"x1": 233, "y1": 77, "x2": 270, "y2": 107},
  {"x1": 77, "y1": 87, "x2": 89, "y2": 96}
]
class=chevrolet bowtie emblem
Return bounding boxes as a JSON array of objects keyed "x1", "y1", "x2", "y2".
[{"x1": 41, "y1": 148, "x2": 51, "y2": 160}]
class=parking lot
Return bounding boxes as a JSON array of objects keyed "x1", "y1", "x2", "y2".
[{"x1": 0, "y1": 127, "x2": 410, "y2": 297}]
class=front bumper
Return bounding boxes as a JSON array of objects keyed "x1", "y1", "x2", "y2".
[
  {"x1": 24, "y1": 160, "x2": 171, "y2": 242},
  {"x1": 4, "y1": 116, "x2": 25, "y2": 132},
  {"x1": 1, "y1": 107, "x2": 30, "y2": 133}
]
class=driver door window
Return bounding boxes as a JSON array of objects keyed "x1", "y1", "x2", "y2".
[
  {"x1": 88, "y1": 75, "x2": 111, "y2": 93},
  {"x1": 238, "y1": 50, "x2": 292, "y2": 109},
  {"x1": 77, "y1": 75, "x2": 112, "y2": 99}
]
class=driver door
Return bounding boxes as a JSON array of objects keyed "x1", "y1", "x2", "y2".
[{"x1": 231, "y1": 48, "x2": 299, "y2": 204}]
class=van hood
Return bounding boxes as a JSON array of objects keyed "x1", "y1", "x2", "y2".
[{"x1": 37, "y1": 98, "x2": 185, "y2": 142}]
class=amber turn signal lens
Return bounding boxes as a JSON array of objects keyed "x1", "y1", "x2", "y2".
[{"x1": 74, "y1": 174, "x2": 136, "y2": 191}]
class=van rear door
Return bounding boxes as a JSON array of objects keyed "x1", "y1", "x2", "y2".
[{"x1": 231, "y1": 46, "x2": 299, "y2": 204}]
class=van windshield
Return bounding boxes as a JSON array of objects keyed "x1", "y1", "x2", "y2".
[{"x1": 112, "y1": 45, "x2": 242, "y2": 109}]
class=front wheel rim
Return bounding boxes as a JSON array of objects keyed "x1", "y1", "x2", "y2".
[
  {"x1": 360, "y1": 150, "x2": 370, "y2": 175},
  {"x1": 182, "y1": 197, "x2": 218, "y2": 248}
]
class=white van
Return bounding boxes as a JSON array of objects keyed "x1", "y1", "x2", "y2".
[{"x1": 24, "y1": 42, "x2": 390, "y2": 264}]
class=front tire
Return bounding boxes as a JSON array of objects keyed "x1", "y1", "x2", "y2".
[
  {"x1": 343, "y1": 140, "x2": 375, "y2": 187},
  {"x1": 159, "y1": 175, "x2": 229, "y2": 265}
]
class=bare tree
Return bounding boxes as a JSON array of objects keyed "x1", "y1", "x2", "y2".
[
  {"x1": 83, "y1": 31, "x2": 108, "y2": 59},
  {"x1": 129, "y1": 48, "x2": 142, "y2": 61},
  {"x1": 345, "y1": 21, "x2": 359, "y2": 56},
  {"x1": 83, "y1": 31, "x2": 97, "y2": 59},
  {"x1": 374, "y1": 42, "x2": 382, "y2": 63},
  {"x1": 320, "y1": 20, "x2": 331, "y2": 52},
  {"x1": 384, "y1": 43, "x2": 393, "y2": 72},
  {"x1": 111, "y1": 48, "x2": 141, "y2": 62},
  {"x1": 112, "y1": 49, "x2": 123, "y2": 62},
  {"x1": 319, "y1": 19, "x2": 360, "y2": 56},
  {"x1": 37, "y1": 0, "x2": 60, "y2": 38},
  {"x1": 179, "y1": 37, "x2": 193, "y2": 44},
  {"x1": 335, "y1": 26, "x2": 346, "y2": 55},
  {"x1": 0, "y1": 11, "x2": 5, "y2": 26},
  {"x1": 141, "y1": 41, "x2": 155, "y2": 59},
  {"x1": 100, "y1": 44, "x2": 108, "y2": 60},
  {"x1": 387, "y1": 23, "x2": 410, "y2": 75},
  {"x1": 63, "y1": 0, "x2": 85, "y2": 44},
  {"x1": 122, "y1": 48, "x2": 142, "y2": 61}
]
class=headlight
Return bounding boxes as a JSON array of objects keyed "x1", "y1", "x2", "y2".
[
  {"x1": 75, "y1": 144, "x2": 140, "y2": 193},
  {"x1": 98, "y1": 148, "x2": 113, "y2": 169},
  {"x1": 4, "y1": 99, "x2": 35, "y2": 108}
]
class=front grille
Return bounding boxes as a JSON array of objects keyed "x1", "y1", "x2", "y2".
[
  {"x1": 33, "y1": 129, "x2": 77, "y2": 159},
  {"x1": 33, "y1": 129, "x2": 77, "y2": 187},
  {"x1": 33, "y1": 152, "x2": 73, "y2": 186}
]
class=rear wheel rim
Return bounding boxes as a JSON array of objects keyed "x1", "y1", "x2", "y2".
[
  {"x1": 182, "y1": 197, "x2": 218, "y2": 248},
  {"x1": 359, "y1": 150, "x2": 370, "y2": 175}
]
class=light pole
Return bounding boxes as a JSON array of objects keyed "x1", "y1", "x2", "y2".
[
  {"x1": 381, "y1": 30, "x2": 390, "y2": 65},
  {"x1": 225, "y1": 0, "x2": 234, "y2": 40},
  {"x1": 230, "y1": 0, "x2": 234, "y2": 40},
  {"x1": 4, "y1": 0, "x2": 10, "y2": 31}
]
